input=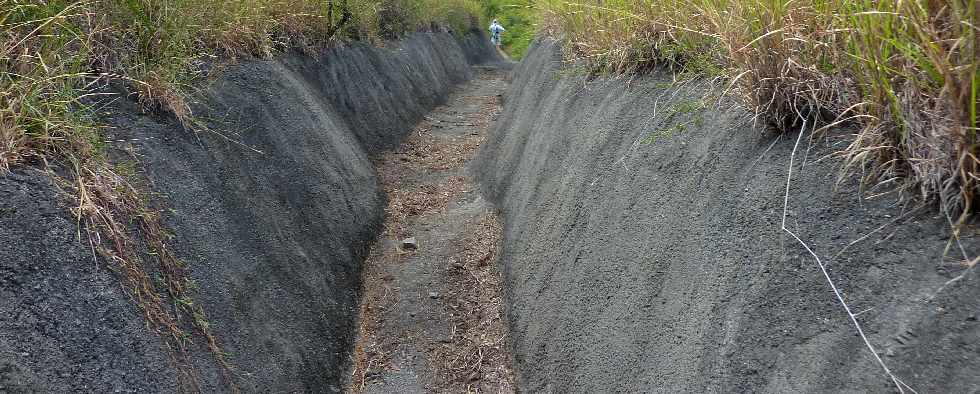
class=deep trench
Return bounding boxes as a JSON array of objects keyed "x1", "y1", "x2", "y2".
[
  {"x1": 1, "y1": 32, "x2": 978, "y2": 394},
  {"x1": 348, "y1": 67, "x2": 514, "y2": 393}
]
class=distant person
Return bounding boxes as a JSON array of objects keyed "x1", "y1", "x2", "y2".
[{"x1": 489, "y1": 19, "x2": 505, "y2": 48}]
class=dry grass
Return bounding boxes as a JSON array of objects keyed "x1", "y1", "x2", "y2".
[
  {"x1": 69, "y1": 162, "x2": 236, "y2": 391},
  {"x1": 435, "y1": 213, "x2": 515, "y2": 392},
  {"x1": 351, "y1": 209, "x2": 516, "y2": 392},
  {"x1": 539, "y1": 0, "x2": 979, "y2": 219},
  {"x1": 2, "y1": 0, "x2": 483, "y2": 391},
  {"x1": 351, "y1": 112, "x2": 478, "y2": 392},
  {"x1": 2, "y1": 0, "x2": 486, "y2": 166},
  {"x1": 1, "y1": 0, "x2": 486, "y2": 170},
  {"x1": 385, "y1": 176, "x2": 469, "y2": 238},
  {"x1": 350, "y1": 75, "x2": 513, "y2": 393},
  {"x1": 388, "y1": 95, "x2": 501, "y2": 171}
]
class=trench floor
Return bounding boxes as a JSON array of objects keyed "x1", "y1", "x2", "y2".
[{"x1": 347, "y1": 68, "x2": 514, "y2": 393}]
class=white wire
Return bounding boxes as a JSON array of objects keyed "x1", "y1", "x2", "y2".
[{"x1": 780, "y1": 120, "x2": 912, "y2": 394}]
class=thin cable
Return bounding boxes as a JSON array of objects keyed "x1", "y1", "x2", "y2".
[{"x1": 781, "y1": 120, "x2": 910, "y2": 393}]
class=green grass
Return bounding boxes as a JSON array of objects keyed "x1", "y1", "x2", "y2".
[
  {"x1": 482, "y1": 0, "x2": 537, "y2": 59},
  {"x1": 642, "y1": 98, "x2": 708, "y2": 144},
  {"x1": 540, "y1": 0, "x2": 979, "y2": 218}
]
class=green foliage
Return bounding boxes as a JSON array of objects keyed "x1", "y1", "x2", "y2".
[
  {"x1": 642, "y1": 98, "x2": 707, "y2": 144},
  {"x1": 481, "y1": 0, "x2": 537, "y2": 59}
]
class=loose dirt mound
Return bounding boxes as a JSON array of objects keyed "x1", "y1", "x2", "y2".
[{"x1": 475, "y1": 38, "x2": 980, "y2": 393}]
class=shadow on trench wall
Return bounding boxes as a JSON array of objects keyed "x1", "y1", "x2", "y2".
[{"x1": 0, "y1": 31, "x2": 503, "y2": 392}]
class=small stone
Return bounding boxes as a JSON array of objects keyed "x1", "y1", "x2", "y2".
[
  {"x1": 402, "y1": 237, "x2": 418, "y2": 250},
  {"x1": 428, "y1": 291, "x2": 440, "y2": 299}
]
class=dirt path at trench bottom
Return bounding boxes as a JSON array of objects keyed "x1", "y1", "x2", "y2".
[{"x1": 347, "y1": 68, "x2": 515, "y2": 393}]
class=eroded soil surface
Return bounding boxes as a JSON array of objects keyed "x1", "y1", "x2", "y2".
[{"x1": 348, "y1": 68, "x2": 515, "y2": 393}]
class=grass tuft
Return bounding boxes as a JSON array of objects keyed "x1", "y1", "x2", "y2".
[{"x1": 540, "y1": 0, "x2": 979, "y2": 218}]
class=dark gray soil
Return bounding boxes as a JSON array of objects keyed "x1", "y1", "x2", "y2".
[
  {"x1": 105, "y1": 32, "x2": 479, "y2": 392},
  {"x1": 475, "y1": 38, "x2": 980, "y2": 393},
  {"x1": 7, "y1": 24, "x2": 976, "y2": 394},
  {"x1": 456, "y1": 29, "x2": 515, "y2": 70},
  {"x1": 1, "y1": 31, "x2": 500, "y2": 393},
  {"x1": 0, "y1": 170, "x2": 176, "y2": 393},
  {"x1": 348, "y1": 69, "x2": 514, "y2": 393}
]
